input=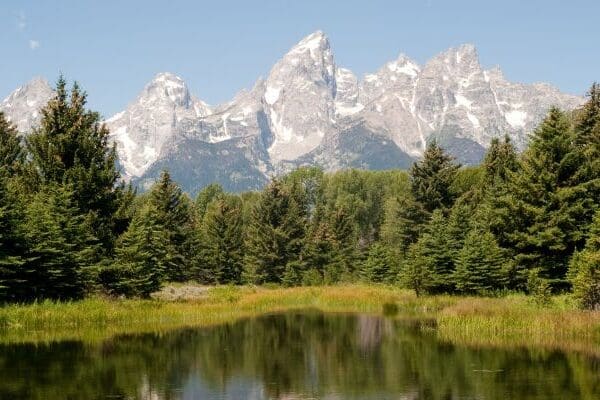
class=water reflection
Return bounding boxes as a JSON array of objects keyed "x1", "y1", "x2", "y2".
[{"x1": 1, "y1": 311, "x2": 598, "y2": 399}]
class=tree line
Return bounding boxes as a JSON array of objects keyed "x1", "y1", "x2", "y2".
[{"x1": 0, "y1": 77, "x2": 599, "y2": 309}]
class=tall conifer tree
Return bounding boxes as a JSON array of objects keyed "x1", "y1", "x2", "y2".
[
  {"x1": 410, "y1": 140, "x2": 460, "y2": 213},
  {"x1": 26, "y1": 77, "x2": 125, "y2": 252}
]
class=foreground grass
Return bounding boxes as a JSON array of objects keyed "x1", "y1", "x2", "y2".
[{"x1": 0, "y1": 285, "x2": 599, "y2": 355}]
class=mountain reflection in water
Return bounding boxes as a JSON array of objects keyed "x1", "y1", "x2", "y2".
[{"x1": 1, "y1": 311, "x2": 598, "y2": 399}]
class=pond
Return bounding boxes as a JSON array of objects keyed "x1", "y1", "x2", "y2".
[{"x1": 1, "y1": 311, "x2": 598, "y2": 399}]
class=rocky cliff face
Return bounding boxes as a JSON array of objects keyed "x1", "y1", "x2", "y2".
[{"x1": 1, "y1": 32, "x2": 584, "y2": 194}]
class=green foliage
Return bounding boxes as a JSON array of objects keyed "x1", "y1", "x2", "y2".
[
  {"x1": 453, "y1": 230, "x2": 507, "y2": 295},
  {"x1": 244, "y1": 179, "x2": 306, "y2": 284},
  {"x1": 195, "y1": 183, "x2": 224, "y2": 220},
  {"x1": 415, "y1": 210, "x2": 455, "y2": 293},
  {"x1": 380, "y1": 195, "x2": 428, "y2": 257},
  {"x1": 400, "y1": 241, "x2": 433, "y2": 296},
  {"x1": 568, "y1": 210, "x2": 600, "y2": 310},
  {"x1": 20, "y1": 185, "x2": 97, "y2": 301},
  {"x1": 198, "y1": 195, "x2": 244, "y2": 284},
  {"x1": 106, "y1": 203, "x2": 170, "y2": 298},
  {"x1": 482, "y1": 135, "x2": 518, "y2": 185},
  {"x1": 492, "y1": 108, "x2": 597, "y2": 289},
  {"x1": 1, "y1": 77, "x2": 600, "y2": 304},
  {"x1": 26, "y1": 77, "x2": 125, "y2": 252},
  {"x1": 0, "y1": 112, "x2": 24, "y2": 177},
  {"x1": 147, "y1": 170, "x2": 197, "y2": 281},
  {"x1": 410, "y1": 140, "x2": 460, "y2": 213},
  {"x1": 360, "y1": 243, "x2": 396, "y2": 283},
  {"x1": 568, "y1": 251, "x2": 600, "y2": 310},
  {"x1": 526, "y1": 268, "x2": 552, "y2": 306},
  {"x1": 0, "y1": 176, "x2": 25, "y2": 302}
]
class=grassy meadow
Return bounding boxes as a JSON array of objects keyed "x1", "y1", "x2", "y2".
[{"x1": 0, "y1": 285, "x2": 598, "y2": 355}]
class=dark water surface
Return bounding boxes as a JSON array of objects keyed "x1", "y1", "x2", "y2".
[{"x1": 1, "y1": 311, "x2": 598, "y2": 399}]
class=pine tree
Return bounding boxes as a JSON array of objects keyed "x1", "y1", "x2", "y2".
[
  {"x1": 493, "y1": 108, "x2": 591, "y2": 288},
  {"x1": 109, "y1": 203, "x2": 170, "y2": 298},
  {"x1": 568, "y1": 210, "x2": 600, "y2": 310},
  {"x1": 573, "y1": 82, "x2": 600, "y2": 148},
  {"x1": 453, "y1": 230, "x2": 507, "y2": 294},
  {"x1": 148, "y1": 170, "x2": 197, "y2": 281},
  {"x1": 360, "y1": 243, "x2": 396, "y2": 283},
  {"x1": 380, "y1": 195, "x2": 428, "y2": 257},
  {"x1": 0, "y1": 177, "x2": 25, "y2": 302},
  {"x1": 200, "y1": 195, "x2": 244, "y2": 284},
  {"x1": 297, "y1": 222, "x2": 336, "y2": 285},
  {"x1": 26, "y1": 77, "x2": 125, "y2": 252},
  {"x1": 327, "y1": 206, "x2": 358, "y2": 281},
  {"x1": 244, "y1": 180, "x2": 306, "y2": 284},
  {"x1": 195, "y1": 183, "x2": 224, "y2": 220},
  {"x1": 0, "y1": 112, "x2": 24, "y2": 177},
  {"x1": 445, "y1": 199, "x2": 474, "y2": 260},
  {"x1": 0, "y1": 114, "x2": 27, "y2": 302},
  {"x1": 400, "y1": 241, "x2": 433, "y2": 296},
  {"x1": 482, "y1": 135, "x2": 518, "y2": 186},
  {"x1": 417, "y1": 210, "x2": 455, "y2": 292},
  {"x1": 410, "y1": 140, "x2": 460, "y2": 213},
  {"x1": 21, "y1": 185, "x2": 97, "y2": 301}
]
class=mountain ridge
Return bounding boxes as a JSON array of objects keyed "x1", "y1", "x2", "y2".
[{"x1": 0, "y1": 31, "x2": 584, "y2": 194}]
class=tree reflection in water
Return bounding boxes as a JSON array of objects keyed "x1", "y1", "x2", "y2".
[{"x1": 0, "y1": 311, "x2": 598, "y2": 399}]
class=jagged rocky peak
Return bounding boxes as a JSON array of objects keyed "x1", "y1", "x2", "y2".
[
  {"x1": 264, "y1": 31, "x2": 339, "y2": 162},
  {"x1": 106, "y1": 72, "x2": 212, "y2": 179},
  {"x1": 134, "y1": 72, "x2": 211, "y2": 115},
  {"x1": 1, "y1": 35, "x2": 585, "y2": 193},
  {"x1": 360, "y1": 53, "x2": 421, "y2": 105},
  {"x1": 0, "y1": 77, "x2": 54, "y2": 132}
]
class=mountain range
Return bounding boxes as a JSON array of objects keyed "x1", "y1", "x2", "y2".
[{"x1": 0, "y1": 31, "x2": 584, "y2": 194}]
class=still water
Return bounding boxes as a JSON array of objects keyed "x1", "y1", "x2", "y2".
[{"x1": 1, "y1": 311, "x2": 598, "y2": 399}]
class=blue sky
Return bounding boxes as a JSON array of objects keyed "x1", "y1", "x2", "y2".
[{"x1": 2, "y1": 0, "x2": 598, "y2": 117}]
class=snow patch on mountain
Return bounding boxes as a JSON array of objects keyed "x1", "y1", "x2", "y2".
[{"x1": 1, "y1": 32, "x2": 585, "y2": 193}]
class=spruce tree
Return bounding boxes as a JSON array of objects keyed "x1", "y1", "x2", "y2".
[
  {"x1": 244, "y1": 179, "x2": 306, "y2": 284},
  {"x1": 21, "y1": 185, "x2": 97, "y2": 301},
  {"x1": 0, "y1": 177, "x2": 25, "y2": 302},
  {"x1": 573, "y1": 82, "x2": 600, "y2": 148},
  {"x1": 0, "y1": 112, "x2": 24, "y2": 177},
  {"x1": 0, "y1": 115, "x2": 26, "y2": 302},
  {"x1": 410, "y1": 140, "x2": 460, "y2": 213},
  {"x1": 482, "y1": 135, "x2": 518, "y2": 186},
  {"x1": 400, "y1": 241, "x2": 433, "y2": 296},
  {"x1": 195, "y1": 183, "x2": 224, "y2": 220},
  {"x1": 327, "y1": 206, "x2": 358, "y2": 281},
  {"x1": 26, "y1": 77, "x2": 125, "y2": 252},
  {"x1": 380, "y1": 195, "x2": 428, "y2": 257},
  {"x1": 109, "y1": 203, "x2": 170, "y2": 298},
  {"x1": 568, "y1": 210, "x2": 600, "y2": 310},
  {"x1": 445, "y1": 199, "x2": 474, "y2": 260},
  {"x1": 416, "y1": 210, "x2": 455, "y2": 292},
  {"x1": 200, "y1": 195, "x2": 244, "y2": 284},
  {"x1": 453, "y1": 230, "x2": 507, "y2": 294},
  {"x1": 148, "y1": 170, "x2": 197, "y2": 281},
  {"x1": 297, "y1": 222, "x2": 336, "y2": 285},
  {"x1": 493, "y1": 108, "x2": 590, "y2": 288},
  {"x1": 360, "y1": 243, "x2": 395, "y2": 283}
]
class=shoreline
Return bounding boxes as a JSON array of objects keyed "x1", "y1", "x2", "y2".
[{"x1": 1, "y1": 285, "x2": 598, "y2": 355}]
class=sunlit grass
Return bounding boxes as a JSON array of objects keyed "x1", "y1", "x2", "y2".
[{"x1": 0, "y1": 285, "x2": 598, "y2": 355}]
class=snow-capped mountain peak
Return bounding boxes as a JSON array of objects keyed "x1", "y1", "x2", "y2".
[
  {"x1": 0, "y1": 77, "x2": 54, "y2": 133},
  {"x1": 0, "y1": 35, "x2": 585, "y2": 194},
  {"x1": 263, "y1": 31, "x2": 338, "y2": 162},
  {"x1": 106, "y1": 72, "x2": 212, "y2": 178}
]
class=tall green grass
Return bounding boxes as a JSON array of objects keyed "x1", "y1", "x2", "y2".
[{"x1": 0, "y1": 285, "x2": 598, "y2": 355}]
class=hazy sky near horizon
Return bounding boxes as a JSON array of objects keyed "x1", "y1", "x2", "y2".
[{"x1": 2, "y1": 0, "x2": 598, "y2": 116}]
